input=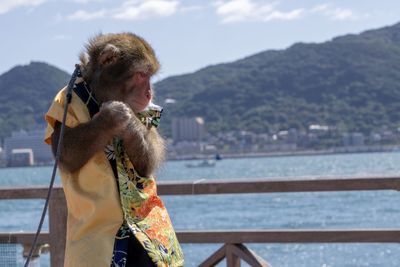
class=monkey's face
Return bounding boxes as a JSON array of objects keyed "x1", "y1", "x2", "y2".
[{"x1": 121, "y1": 71, "x2": 153, "y2": 112}]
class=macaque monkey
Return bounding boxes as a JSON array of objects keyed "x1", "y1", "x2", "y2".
[{"x1": 51, "y1": 33, "x2": 165, "y2": 177}]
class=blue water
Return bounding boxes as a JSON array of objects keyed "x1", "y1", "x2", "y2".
[{"x1": 1, "y1": 152, "x2": 400, "y2": 266}]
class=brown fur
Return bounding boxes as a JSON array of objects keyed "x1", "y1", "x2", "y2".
[
  {"x1": 79, "y1": 33, "x2": 160, "y2": 92},
  {"x1": 52, "y1": 33, "x2": 165, "y2": 176}
]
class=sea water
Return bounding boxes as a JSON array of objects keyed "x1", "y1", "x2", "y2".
[{"x1": 1, "y1": 152, "x2": 400, "y2": 266}]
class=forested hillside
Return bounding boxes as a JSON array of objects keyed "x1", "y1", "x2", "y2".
[
  {"x1": 0, "y1": 62, "x2": 69, "y2": 139},
  {"x1": 155, "y1": 22, "x2": 400, "y2": 135}
]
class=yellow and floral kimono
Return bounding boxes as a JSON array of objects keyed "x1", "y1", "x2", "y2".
[
  {"x1": 109, "y1": 137, "x2": 183, "y2": 266},
  {"x1": 44, "y1": 76, "x2": 184, "y2": 267}
]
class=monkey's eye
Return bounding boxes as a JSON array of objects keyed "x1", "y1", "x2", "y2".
[
  {"x1": 134, "y1": 71, "x2": 151, "y2": 84},
  {"x1": 136, "y1": 71, "x2": 150, "y2": 79},
  {"x1": 137, "y1": 72, "x2": 146, "y2": 77}
]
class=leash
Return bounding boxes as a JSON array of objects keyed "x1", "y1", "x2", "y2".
[{"x1": 24, "y1": 65, "x2": 81, "y2": 267}]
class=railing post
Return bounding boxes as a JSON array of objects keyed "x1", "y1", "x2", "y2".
[
  {"x1": 198, "y1": 244, "x2": 227, "y2": 267},
  {"x1": 226, "y1": 244, "x2": 241, "y2": 267},
  {"x1": 49, "y1": 189, "x2": 67, "y2": 267}
]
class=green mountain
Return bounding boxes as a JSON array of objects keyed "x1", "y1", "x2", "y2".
[
  {"x1": 1, "y1": 22, "x2": 400, "y2": 141},
  {"x1": 0, "y1": 62, "x2": 70, "y2": 139},
  {"x1": 155, "y1": 22, "x2": 400, "y2": 136}
]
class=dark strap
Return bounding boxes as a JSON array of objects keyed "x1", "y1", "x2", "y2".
[
  {"x1": 73, "y1": 81, "x2": 99, "y2": 118},
  {"x1": 71, "y1": 73, "x2": 119, "y2": 189}
]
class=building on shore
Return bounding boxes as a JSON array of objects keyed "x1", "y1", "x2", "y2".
[
  {"x1": 3, "y1": 129, "x2": 53, "y2": 166},
  {"x1": 0, "y1": 147, "x2": 5, "y2": 167},
  {"x1": 172, "y1": 117, "x2": 205, "y2": 143},
  {"x1": 9, "y1": 148, "x2": 34, "y2": 167},
  {"x1": 342, "y1": 132, "x2": 365, "y2": 146}
]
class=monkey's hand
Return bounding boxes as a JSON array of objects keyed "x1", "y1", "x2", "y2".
[
  {"x1": 97, "y1": 101, "x2": 133, "y2": 135},
  {"x1": 51, "y1": 101, "x2": 134, "y2": 173},
  {"x1": 121, "y1": 117, "x2": 165, "y2": 177}
]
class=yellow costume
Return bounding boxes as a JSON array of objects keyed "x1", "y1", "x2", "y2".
[{"x1": 45, "y1": 86, "x2": 184, "y2": 266}]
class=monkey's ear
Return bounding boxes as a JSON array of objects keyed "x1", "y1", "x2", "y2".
[
  {"x1": 79, "y1": 52, "x2": 89, "y2": 66},
  {"x1": 98, "y1": 44, "x2": 120, "y2": 67}
]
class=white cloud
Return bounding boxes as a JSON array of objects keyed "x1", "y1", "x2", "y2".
[
  {"x1": 113, "y1": 0, "x2": 179, "y2": 20},
  {"x1": 214, "y1": 0, "x2": 304, "y2": 23},
  {"x1": 71, "y1": 0, "x2": 104, "y2": 4},
  {"x1": 310, "y1": 4, "x2": 329, "y2": 13},
  {"x1": 264, "y1": 9, "x2": 304, "y2": 22},
  {"x1": 66, "y1": 9, "x2": 106, "y2": 20},
  {"x1": 71, "y1": 0, "x2": 104, "y2": 3},
  {"x1": 310, "y1": 3, "x2": 366, "y2": 21},
  {"x1": 214, "y1": 1, "x2": 369, "y2": 23},
  {"x1": 331, "y1": 8, "x2": 355, "y2": 21},
  {"x1": 0, "y1": 0, "x2": 46, "y2": 14},
  {"x1": 66, "y1": 0, "x2": 179, "y2": 21},
  {"x1": 179, "y1": 5, "x2": 204, "y2": 13}
]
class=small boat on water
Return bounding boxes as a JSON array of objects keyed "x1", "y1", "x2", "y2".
[{"x1": 185, "y1": 159, "x2": 216, "y2": 168}]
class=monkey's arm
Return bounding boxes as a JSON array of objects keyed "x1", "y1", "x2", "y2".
[
  {"x1": 51, "y1": 101, "x2": 131, "y2": 173},
  {"x1": 51, "y1": 118, "x2": 115, "y2": 173},
  {"x1": 122, "y1": 117, "x2": 165, "y2": 177}
]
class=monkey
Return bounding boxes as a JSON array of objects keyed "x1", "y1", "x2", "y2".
[
  {"x1": 51, "y1": 33, "x2": 165, "y2": 177},
  {"x1": 45, "y1": 32, "x2": 184, "y2": 267}
]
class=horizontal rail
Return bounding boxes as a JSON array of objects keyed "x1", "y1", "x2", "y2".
[
  {"x1": 0, "y1": 186, "x2": 61, "y2": 199},
  {"x1": 2, "y1": 230, "x2": 400, "y2": 245},
  {"x1": 0, "y1": 232, "x2": 49, "y2": 244},
  {"x1": 1, "y1": 176, "x2": 399, "y2": 199},
  {"x1": 158, "y1": 176, "x2": 400, "y2": 195},
  {"x1": 176, "y1": 229, "x2": 400, "y2": 243}
]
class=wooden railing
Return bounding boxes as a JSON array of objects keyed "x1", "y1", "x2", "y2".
[{"x1": 1, "y1": 176, "x2": 400, "y2": 266}]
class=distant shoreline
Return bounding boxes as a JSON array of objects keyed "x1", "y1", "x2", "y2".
[
  {"x1": 1, "y1": 144, "x2": 399, "y2": 168},
  {"x1": 167, "y1": 144, "x2": 400, "y2": 161}
]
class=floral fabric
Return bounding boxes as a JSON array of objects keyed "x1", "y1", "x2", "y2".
[{"x1": 109, "y1": 139, "x2": 184, "y2": 267}]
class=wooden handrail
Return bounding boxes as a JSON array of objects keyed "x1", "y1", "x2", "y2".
[
  {"x1": 1, "y1": 176, "x2": 400, "y2": 199},
  {"x1": 157, "y1": 176, "x2": 400, "y2": 195},
  {"x1": 176, "y1": 229, "x2": 400, "y2": 243},
  {"x1": 0, "y1": 186, "x2": 63, "y2": 199},
  {"x1": 0, "y1": 232, "x2": 49, "y2": 244},
  {"x1": 4, "y1": 229, "x2": 400, "y2": 245}
]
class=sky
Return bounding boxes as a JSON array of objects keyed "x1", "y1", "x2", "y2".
[{"x1": 0, "y1": 0, "x2": 399, "y2": 80}]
